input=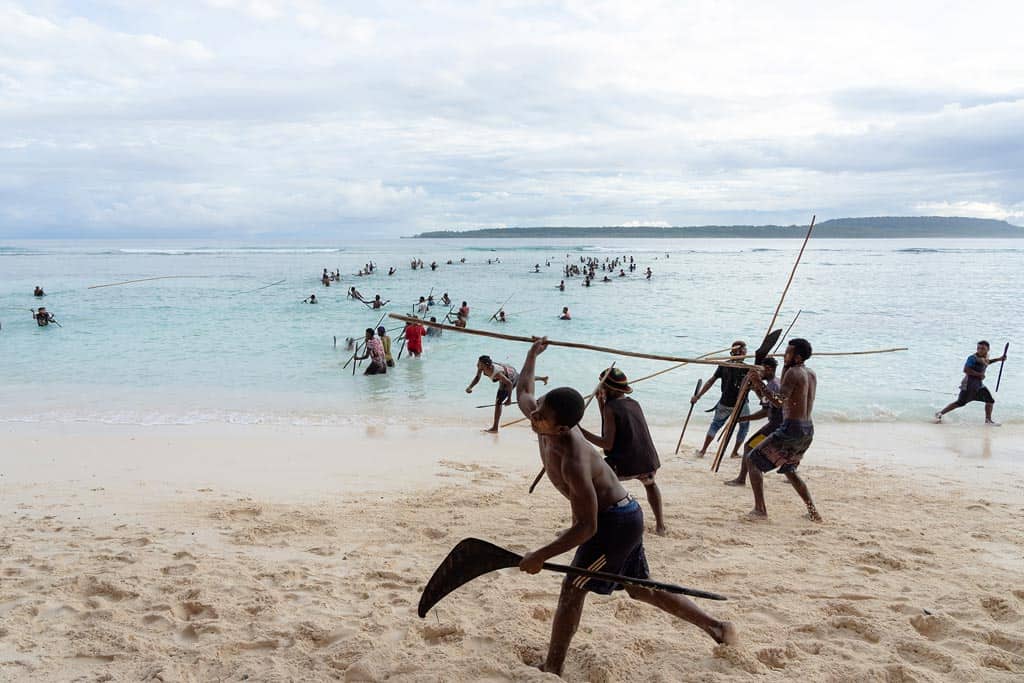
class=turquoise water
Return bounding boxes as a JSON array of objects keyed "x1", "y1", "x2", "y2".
[{"x1": 1, "y1": 238, "x2": 1020, "y2": 427}]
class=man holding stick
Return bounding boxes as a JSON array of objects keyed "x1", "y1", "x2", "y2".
[
  {"x1": 579, "y1": 368, "x2": 667, "y2": 535},
  {"x1": 725, "y1": 357, "x2": 780, "y2": 488},
  {"x1": 934, "y1": 340, "x2": 1007, "y2": 425},
  {"x1": 517, "y1": 338, "x2": 736, "y2": 676},
  {"x1": 691, "y1": 341, "x2": 750, "y2": 458},
  {"x1": 466, "y1": 356, "x2": 547, "y2": 433},
  {"x1": 744, "y1": 339, "x2": 821, "y2": 521}
]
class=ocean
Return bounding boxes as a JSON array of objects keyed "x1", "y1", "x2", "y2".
[{"x1": 2, "y1": 238, "x2": 1020, "y2": 428}]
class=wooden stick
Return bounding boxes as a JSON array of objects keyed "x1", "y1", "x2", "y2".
[
  {"x1": 705, "y1": 347, "x2": 909, "y2": 361},
  {"x1": 88, "y1": 275, "x2": 206, "y2": 289},
  {"x1": 712, "y1": 215, "x2": 815, "y2": 471},
  {"x1": 764, "y1": 216, "x2": 815, "y2": 337},
  {"x1": 995, "y1": 342, "x2": 1009, "y2": 392},
  {"x1": 489, "y1": 293, "x2": 514, "y2": 322},
  {"x1": 502, "y1": 346, "x2": 732, "y2": 430},
  {"x1": 387, "y1": 314, "x2": 756, "y2": 371},
  {"x1": 674, "y1": 379, "x2": 702, "y2": 455},
  {"x1": 773, "y1": 310, "x2": 802, "y2": 354}
]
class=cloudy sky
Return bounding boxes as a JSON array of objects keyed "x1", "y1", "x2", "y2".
[{"x1": 2, "y1": 1, "x2": 1022, "y2": 238}]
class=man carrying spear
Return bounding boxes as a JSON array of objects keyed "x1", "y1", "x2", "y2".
[
  {"x1": 743, "y1": 338, "x2": 821, "y2": 522},
  {"x1": 516, "y1": 338, "x2": 736, "y2": 676},
  {"x1": 934, "y1": 340, "x2": 1007, "y2": 425}
]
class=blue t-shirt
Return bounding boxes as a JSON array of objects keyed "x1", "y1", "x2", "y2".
[{"x1": 961, "y1": 354, "x2": 986, "y2": 392}]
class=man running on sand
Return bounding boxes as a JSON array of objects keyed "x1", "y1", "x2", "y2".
[
  {"x1": 516, "y1": 338, "x2": 736, "y2": 676},
  {"x1": 466, "y1": 355, "x2": 547, "y2": 433},
  {"x1": 743, "y1": 339, "x2": 821, "y2": 522},
  {"x1": 934, "y1": 340, "x2": 1007, "y2": 425},
  {"x1": 579, "y1": 368, "x2": 667, "y2": 535}
]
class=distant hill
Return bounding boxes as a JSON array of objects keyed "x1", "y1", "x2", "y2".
[{"x1": 413, "y1": 216, "x2": 1023, "y2": 239}]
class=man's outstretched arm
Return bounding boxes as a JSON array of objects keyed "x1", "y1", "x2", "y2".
[{"x1": 517, "y1": 338, "x2": 547, "y2": 417}]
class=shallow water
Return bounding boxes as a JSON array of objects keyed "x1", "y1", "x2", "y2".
[{"x1": 1, "y1": 237, "x2": 1020, "y2": 427}]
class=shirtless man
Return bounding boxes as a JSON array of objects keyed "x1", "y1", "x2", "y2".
[
  {"x1": 466, "y1": 355, "x2": 546, "y2": 433},
  {"x1": 516, "y1": 339, "x2": 735, "y2": 676},
  {"x1": 743, "y1": 338, "x2": 821, "y2": 521},
  {"x1": 371, "y1": 294, "x2": 389, "y2": 309}
]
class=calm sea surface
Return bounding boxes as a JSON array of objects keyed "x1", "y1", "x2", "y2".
[{"x1": 2, "y1": 238, "x2": 1020, "y2": 427}]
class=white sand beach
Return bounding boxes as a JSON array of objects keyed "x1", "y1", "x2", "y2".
[{"x1": 2, "y1": 421, "x2": 1022, "y2": 681}]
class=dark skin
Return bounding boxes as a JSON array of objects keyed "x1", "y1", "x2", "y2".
[
  {"x1": 517, "y1": 339, "x2": 735, "y2": 676},
  {"x1": 936, "y1": 343, "x2": 1007, "y2": 424},
  {"x1": 692, "y1": 343, "x2": 748, "y2": 457},
  {"x1": 579, "y1": 387, "x2": 667, "y2": 535},
  {"x1": 745, "y1": 343, "x2": 820, "y2": 521},
  {"x1": 724, "y1": 363, "x2": 776, "y2": 487},
  {"x1": 467, "y1": 359, "x2": 547, "y2": 432}
]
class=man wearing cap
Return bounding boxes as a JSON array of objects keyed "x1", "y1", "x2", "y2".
[
  {"x1": 580, "y1": 368, "x2": 666, "y2": 535},
  {"x1": 690, "y1": 340, "x2": 751, "y2": 458}
]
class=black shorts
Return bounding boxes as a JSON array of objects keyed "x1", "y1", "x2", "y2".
[
  {"x1": 496, "y1": 386, "x2": 512, "y2": 403},
  {"x1": 569, "y1": 499, "x2": 649, "y2": 594},
  {"x1": 955, "y1": 387, "x2": 994, "y2": 406}
]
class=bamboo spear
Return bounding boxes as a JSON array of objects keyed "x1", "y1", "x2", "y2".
[
  {"x1": 386, "y1": 314, "x2": 756, "y2": 371},
  {"x1": 501, "y1": 346, "x2": 732, "y2": 429},
  {"x1": 710, "y1": 215, "x2": 815, "y2": 473}
]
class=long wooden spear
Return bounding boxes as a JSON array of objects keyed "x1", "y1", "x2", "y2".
[
  {"x1": 995, "y1": 342, "x2": 1009, "y2": 391},
  {"x1": 674, "y1": 379, "x2": 703, "y2": 455},
  {"x1": 711, "y1": 215, "x2": 815, "y2": 472},
  {"x1": 387, "y1": 314, "x2": 756, "y2": 371}
]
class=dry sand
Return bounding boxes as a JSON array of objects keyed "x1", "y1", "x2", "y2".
[{"x1": 1, "y1": 421, "x2": 1022, "y2": 681}]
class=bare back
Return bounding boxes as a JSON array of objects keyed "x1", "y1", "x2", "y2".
[
  {"x1": 780, "y1": 364, "x2": 816, "y2": 422},
  {"x1": 538, "y1": 430, "x2": 627, "y2": 510}
]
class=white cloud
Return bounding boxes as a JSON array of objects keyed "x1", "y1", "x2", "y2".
[
  {"x1": 914, "y1": 201, "x2": 1024, "y2": 222},
  {"x1": 1, "y1": 0, "x2": 1023, "y2": 237}
]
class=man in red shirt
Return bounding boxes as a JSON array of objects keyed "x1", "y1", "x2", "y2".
[{"x1": 404, "y1": 319, "x2": 428, "y2": 357}]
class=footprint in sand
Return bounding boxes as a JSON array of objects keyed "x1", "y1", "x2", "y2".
[
  {"x1": 981, "y1": 596, "x2": 1020, "y2": 623},
  {"x1": 142, "y1": 614, "x2": 175, "y2": 631},
  {"x1": 895, "y1": 639, "x2": 955, "y2": 674},
  {"x1": 173, "y1": 600, "x2": 218, "y2": 621},
  {"x1": 161, "y1": 563, "x2": 197, "y2": 576}
]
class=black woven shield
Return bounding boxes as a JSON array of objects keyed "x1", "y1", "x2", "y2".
[{"x1": 417, "y1": 538, "x2": 522, "y2": 618}]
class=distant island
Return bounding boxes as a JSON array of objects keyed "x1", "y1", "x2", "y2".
[{"x1": 413, "y1": 216, "x2": 1023, "y2": 239}]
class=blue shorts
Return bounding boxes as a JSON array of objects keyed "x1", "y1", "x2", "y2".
[
  {"x1": 568, "y1": 499, "x2": 649, "y2": 595},
  {"x1": 707, "y1": 401, "x2": 750, "y2": 444}
]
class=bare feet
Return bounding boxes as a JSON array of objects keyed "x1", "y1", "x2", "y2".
[
  {"x1": 933, "y1": 411, "x2": 943, "y2": 424},
  {"x1": 724, "y1": 479, "x2": 745, "y2": 487},
  {"x1": 655, "y1": 525, "x2": 667, "y2": 536},
  {"x1": 695, "y1": 450, "x2": 706, "y2": 458},
  {"x1": 745, "y1": 509, "x2": 767, "y2": 521},
  {"x1": 709, "y1": 621, "x2": 738, "y2": 645},
  {"x1": 986, "y1": 420, "x2": 1001, "y2": 426},
  {"x1": 483, "y1": 427, "x2": 498, "y2": 433},
  {"x1": 729, "y1": 451, "x2": 741, "y2": 459},
  {"x1": 805, "y1": 505, "x2": 823, "y2": 522}
]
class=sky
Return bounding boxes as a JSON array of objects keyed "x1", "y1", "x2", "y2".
[{"x1": 1, "y1": 1, "x2": 1023, "y2": 239}]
